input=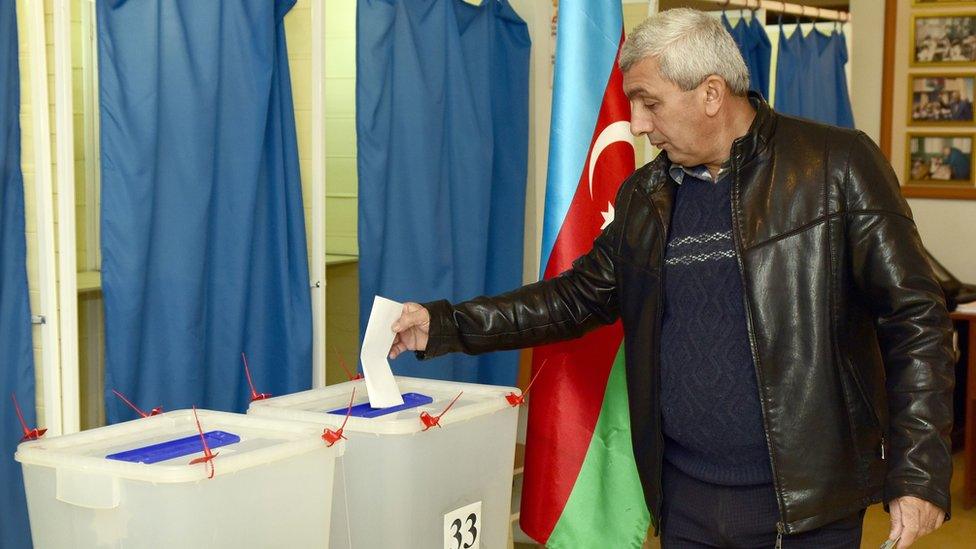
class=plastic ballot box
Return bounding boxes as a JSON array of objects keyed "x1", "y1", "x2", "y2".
[
  {"x1": 248, "y1": 376, "x2": 520, "y2": 549},
  {"x1": 15, "y1": 409, "x2": 344, "y2": 548}
]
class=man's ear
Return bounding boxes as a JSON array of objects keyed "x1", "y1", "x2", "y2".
[{"x1": 702, "y1": 75, "x2": 727, "y2": 117}]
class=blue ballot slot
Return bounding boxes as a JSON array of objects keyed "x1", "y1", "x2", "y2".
[
  {"x1": 327, "y1": 392, "x2": 434, "y2": 418},
  {"x1": 105, "y1": 431, "x2": 241, "y2": 464}
]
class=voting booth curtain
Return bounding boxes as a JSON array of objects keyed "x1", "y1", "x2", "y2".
[
  {"x1": 357, "y1": 0, "x2": 530, "y2": 385},
  {"x1": 723, "y1": 12, "x2": 771, "y2": 100},
  {"x1": 1, "y1": 2, "x2": 35, "y2": 547},
  {"x1": 774, "y1": 20, "x2": 854, "y2": 128},
  {"x1": 99, "y1": 0, "x2": 312, "y2": 422},
  {"x1": 721, "y1": 11, "x2": 853, "y2": 128}
]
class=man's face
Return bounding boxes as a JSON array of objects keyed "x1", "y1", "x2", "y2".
[{"x1": 622, "y1": 56, "x2": 710, "y2": 167}]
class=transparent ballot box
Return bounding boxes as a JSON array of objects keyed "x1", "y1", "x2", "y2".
[
  {"x1": 248, "y1": 376, "x2": 520, "y2": 549},
  {"x1": 16, "y1": 409, "x2": 344, "y2": 548}
]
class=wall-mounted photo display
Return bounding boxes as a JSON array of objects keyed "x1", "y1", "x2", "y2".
[
  {"x1": 912, "y1": 14, "x2": 976, "y2": 65},
  {"x1": 913, "y1": 1, "x2": 976, "y2": 7},
  {"x1": 906, "y1": 133, "x2": 975, "y2": 186},
  {"x1": 909, "y1": 74, "x2": 976, "y2": 124}
]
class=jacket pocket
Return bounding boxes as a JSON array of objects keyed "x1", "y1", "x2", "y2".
[{"x1": 841, "y1": 358, "x2": 888, "y2": 495}]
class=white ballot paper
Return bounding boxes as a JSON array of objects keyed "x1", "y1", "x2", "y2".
[{"x1": 360, "y1": 296, "x2": 406, "y2": 408}]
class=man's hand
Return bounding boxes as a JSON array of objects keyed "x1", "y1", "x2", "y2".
[
  {"x1": 389, "y1": 302, "x2": 431, "y2": 359},
  {"x1": 888, "y1": 496, "x2": 945, "y2": 548}
]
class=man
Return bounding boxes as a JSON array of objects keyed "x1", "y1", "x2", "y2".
[
  {"x1": 390, "y1": 9, "x2": 954, "y2": 549},
  {"x1": 942, "y1": 145, "x2": 971, "y2": 181},
  {"x1": 948, "y1": 90, "x2": 973, "y2": 122}
]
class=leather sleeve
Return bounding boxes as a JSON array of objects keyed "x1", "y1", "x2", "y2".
[
  {"x1": 416, "y1": 185, "x2": 628, "y2": 360},
  {"x1": 844, "y1": 131, "x2": 956, "y2": 516}
]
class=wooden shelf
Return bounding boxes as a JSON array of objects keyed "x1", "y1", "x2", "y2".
[
  {"x1": 325, "y1": 254, "x2": 358, "y2": 266},
  {"x1": 77, "y1": 270, "x2": 101, "y2": 293},
  {"x1": 73, "y1": 258, "x2": 357, "y2": 295}
]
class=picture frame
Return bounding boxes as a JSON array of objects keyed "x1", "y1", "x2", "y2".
[
  {"x1": 904, "y1": 133, "x2": 976, "y2": 187},
  {"x1": 908, "y1": 73, "x2": 976, "y2": 124},
  {"x1": 913, "y1": 1, "x2": 976, "y2": 7},
  {"x1": 911, "y1": 13, "x2": 976, "y2": 66}
]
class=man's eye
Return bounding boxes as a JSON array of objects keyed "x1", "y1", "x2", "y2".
[{"x1": 644, "y1": 103, "x2": 657, "y2": 110}]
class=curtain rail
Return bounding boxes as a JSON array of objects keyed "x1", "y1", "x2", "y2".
[{"x1": 691, "y1": 0, "x2": 851, "y2": 23}]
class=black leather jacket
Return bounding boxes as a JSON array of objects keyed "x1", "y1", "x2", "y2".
[{"x1": 419, "y1": 97, "x2": 955, "y2": 535}]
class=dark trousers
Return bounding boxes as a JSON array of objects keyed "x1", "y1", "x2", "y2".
[{"x1": 661, "y1": 461, "x2": 865, "y2": 548}]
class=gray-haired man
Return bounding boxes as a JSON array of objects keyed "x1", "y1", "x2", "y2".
[{"x1": 391, "y1": 8, "x2": 954, "y2": 548}]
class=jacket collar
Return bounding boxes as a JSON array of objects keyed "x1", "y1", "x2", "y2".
[
  {"x1": 639, "y1": 91, "x2": 776, "y2": 196},
  {"x1": 731, "y1": 91, "x2": 776, "y2": 168}
]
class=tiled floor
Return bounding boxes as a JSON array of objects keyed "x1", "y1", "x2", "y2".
[{"x1": 516, "y1": 453, "x2": 974, "y2": 548}]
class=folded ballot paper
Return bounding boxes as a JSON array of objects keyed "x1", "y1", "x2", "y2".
[{"x1": 360, "y1": 296, "x2": 406, "y2": 408}]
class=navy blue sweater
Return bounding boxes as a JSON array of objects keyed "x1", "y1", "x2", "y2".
[{"x1": 659, "y1": 171, "x2": 772, "y2": 486}]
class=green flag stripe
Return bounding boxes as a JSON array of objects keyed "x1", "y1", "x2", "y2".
[{"x1": 546, "y1": 345, "x2": 651, "y2": 548}]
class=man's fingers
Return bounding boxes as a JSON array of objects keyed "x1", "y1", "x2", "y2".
[
  {"x1": 897, "y1": 505, "x2": 920, "y2": 549},
  {"x1": 389, "y1": 333, "x2": 402, "y2": 358},
  {"x1": 389, "y1": 340, "x2": 408, "y2": 360},
  {"x1": 392, "y1": 303, "x2": 429, "y2": 333},
  {"x1": 889, "y1": 499, "x2": 903, "y2": 542},
  {"x1": 897, "y1": 527, "x2": 918, "y2": 549},
  {"x1": 935, "y1": 512, "x2": 945, "y2": 530}
]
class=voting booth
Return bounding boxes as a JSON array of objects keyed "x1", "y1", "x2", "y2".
[
  {"x1": 248, "y1": 376, "x2": 520, "y2": 549},
  {"x1": 16, "y1": 410, "x2": 343, "y2": 549}
]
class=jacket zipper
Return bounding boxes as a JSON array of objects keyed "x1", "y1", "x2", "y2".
[
  {"x1": 728, "y1": 158, "x2": 790, "y2": 538},
  {"x1": 648, "y1": 183, "x2": 670, "y2": 532},
  {"x1": 846, "y1": 360, "x2": 887, "y2": 460}
]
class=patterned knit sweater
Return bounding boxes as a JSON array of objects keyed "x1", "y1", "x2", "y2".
[{"x1": 659, "y1": 169, "x2": 773, "y2": 486}]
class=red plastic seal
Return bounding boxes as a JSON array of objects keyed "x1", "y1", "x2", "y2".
[
  {"x1": 323, "y1": 388, "x2": 356, "y2": 447},
  {"x1": 112, "y1": 389, "x2": 163, "y2": 418},
  {"x1": 188, "y1": 405, "x2": 219, "y2": 479},
  {"x1": 242, "y1": 352, "x2": 271, "y2": 402},
  {"x1": 505, "y1": 358, "x2": 549, "y2": 407},
  {"x1": 333, "y1": 346, "x2": 363, "y2": 381},
  {"x1": 11, "y1": 393, "x2": 46, "y2": 442},
  {"x1": 419, "y1": 391, "x2": 463, "y2": 431}
]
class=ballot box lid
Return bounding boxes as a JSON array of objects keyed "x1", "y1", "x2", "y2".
[
  {"x1": 248, "y1": 376, "x2": 520, "y2": 435},
  {"x1": 16, "y1": 409, "x2": 342, "y2": 483}
]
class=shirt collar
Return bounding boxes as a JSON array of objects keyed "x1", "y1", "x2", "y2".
[{"x1": 668, "y1": 162, "x2": 730, "y2": 185}]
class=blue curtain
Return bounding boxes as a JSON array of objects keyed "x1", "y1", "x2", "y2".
[
  {"x1": 99, "y1": 0, "x2": 311, "y2": 422},
  {"x1": 723, "y1": 11, "x2": 771, "y2": 100},
  {"x1": 1, "y1": 1, "x2": 35, "y2": 546},
  {"x1": 357, "y1": 0, "x2": 530, "y2": 386},
  {"x1": 775, "y1": 23, "x2": 854, "y2": 128}
]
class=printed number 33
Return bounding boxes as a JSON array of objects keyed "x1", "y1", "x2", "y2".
[{"x1": 449, "y1": 513, "x2": 478, "y2": 549}]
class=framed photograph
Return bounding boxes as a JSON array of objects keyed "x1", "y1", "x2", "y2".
[
  {"x1": 913, "y1": 1, "x2": 976, "y2": 7},
  {"x1": 912, "y1": 14, "x2": 976, "y2": 66},
  {"x1": 905, "y1": 134, "x2": 975, "y2": 186},
  {"x1": 909, "y1": 74, "x2": 976, "y2": 124}
]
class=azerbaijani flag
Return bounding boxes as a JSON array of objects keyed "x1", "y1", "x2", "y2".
[{"x1": 519, "y1": 1, "x2": 650, "y2": 547}]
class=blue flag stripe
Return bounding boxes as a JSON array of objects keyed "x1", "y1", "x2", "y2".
[{"x1": 539, "y1": 1, "x2": 624, "y2": 277}]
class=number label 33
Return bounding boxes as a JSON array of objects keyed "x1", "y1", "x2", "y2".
[{"x1": 444, "y1": 501, "x2": 482, "y2": 549}]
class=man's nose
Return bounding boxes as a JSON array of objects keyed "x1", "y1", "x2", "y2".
[{"x1": 629, "y1": 114, "x2": 652, "y2": 137}]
